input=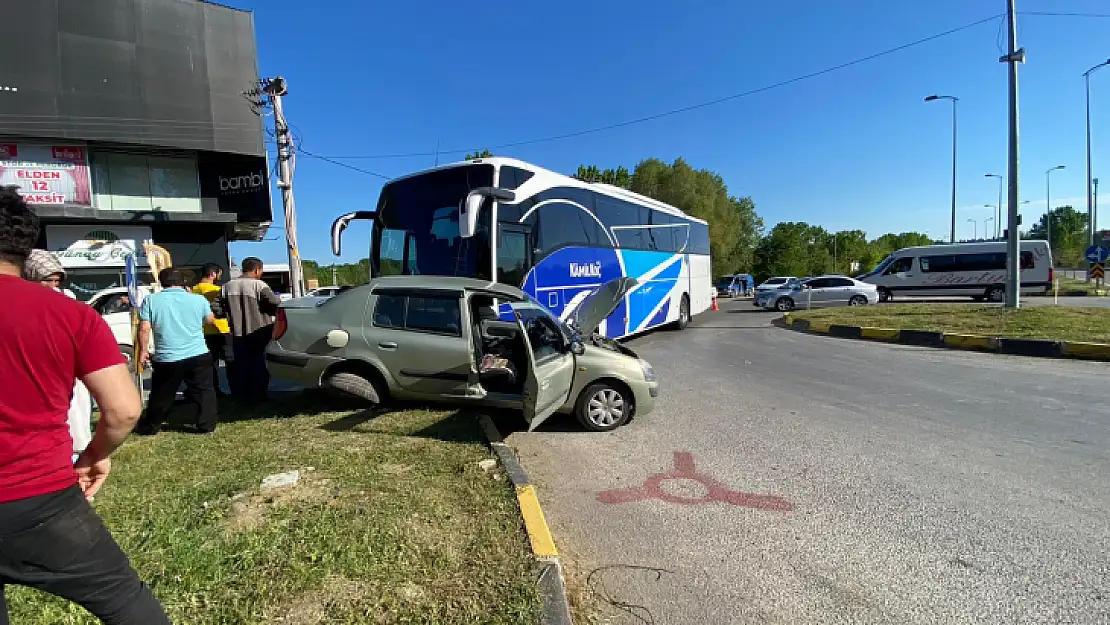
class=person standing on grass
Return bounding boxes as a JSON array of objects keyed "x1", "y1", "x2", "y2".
[
  {"x1": 221, "y1": 257, "x2": 281, "y2": 402},
  {"x1": 135, "y1": 267, "x2": 218, "y2": 435},
  {"x1": 0, "y1": 186, "x2": 171, "y2": 624},
  {"x1": 21, "y1": 249, "x2": 94, "y2": 463},
  {"x1": 192, "y1": 262, "x2": 234, "y2": 398}
]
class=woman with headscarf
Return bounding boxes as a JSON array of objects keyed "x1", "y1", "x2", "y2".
[{"x1": 22, "y1": 250, "x2": 93, "y2": 464}]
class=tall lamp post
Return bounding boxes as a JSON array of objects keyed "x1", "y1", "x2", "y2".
[
  {"x1": 1045, "y1": 165, "x2": 1065, "y2": 253},
  {"x1": 967, "y1": 218, "x2": 977, "y2": 240},
  {"x1": 985, "y1": 174, "x2": 1004, "y2": 238},
  {"x1": 1084, "y1": 60, "x2": 1110, "y2": 247},
  {"x1": 984, "y1": 205, "x2": 997, "y2": 239},
  {"x1": 925, "y1": 95, "x2": 959, "y2": 243},
  {"x1": 985, "y1": 216, "x2": 996, "y2": 240}
]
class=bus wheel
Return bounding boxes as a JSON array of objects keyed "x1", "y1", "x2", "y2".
[
  {"x1": 986, "y1": 286, "x2": 1005, "y2": 302},
  {"x1": 672, "y1": 294, "x2": 690, "y2": 330},
  {"x1": 878, "y1": 288, "x2": 892, "y2": 303}
]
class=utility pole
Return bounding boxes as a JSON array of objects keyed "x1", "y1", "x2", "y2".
[
  {"x1": 262, "y1": 76, "x2": 305, "y2": 299},
  {"x1": 1096, "y1": 177, "x2": 1101, "y2": 240},
  {"x1": 1001, "y1": 0, "x2": 1025, "y2": 308}
]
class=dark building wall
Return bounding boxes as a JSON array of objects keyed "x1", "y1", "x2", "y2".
[
  {"x1": 0, "y1": 0, "x2": 263, "y2": 156},
  {"x1": 151, "y1": 222, "x2": 231, "y2": 276}
]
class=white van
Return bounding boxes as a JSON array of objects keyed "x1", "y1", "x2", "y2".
[{"x1": 857, "y1": 240, "x2": 1052, "y2": 302}]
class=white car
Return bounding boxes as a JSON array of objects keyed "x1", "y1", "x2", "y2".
[
  {"x1": 754, "y1": 275, "x2": 879, "y2": 311},
  {"x1": 756, "y1": 276, "x2": 800, "y2": 292},
  {"x1": 86, "y1": 286, "x2": 153, "y2": 367}
]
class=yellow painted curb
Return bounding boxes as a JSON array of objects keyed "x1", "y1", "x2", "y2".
[
  {"x1": 516, "y1": 485, "x2": 558, "y2": 558},
  {"x1": 808, "y1": 321, "x2": 831, "y2": 334},
  {"x1": 1061, "y1": 341, "x2": 1110, "y2": 360},
  {"x1": 943, "y1": 333, "x2": 997, "y2": 351},
  {"x1": 783, "y1": 314, "x2": 794, "y2": 327},
  {"x1": 860, "y1": 327, "x2": 900, "y2": 340}
]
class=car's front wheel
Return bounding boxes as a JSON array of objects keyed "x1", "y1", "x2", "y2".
[
  {"x1": 849, "y1": 295, "x2": 868, "y2": 306},
  {"x1": 575, "y1": 381, "x2": 633, "y2": 432},
  {"x1": 878, "y1": 288, "x2": 892, "y2": 303},
  {"x1": 985, "y1": 285, "x2": 1005, "y2": 302},
  {"x1": 775, "y1": 297, "x2": 795, "y2": 312}
]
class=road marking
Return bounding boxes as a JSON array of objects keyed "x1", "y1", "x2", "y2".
[
  {"x1": 596, "y1": 452, "x2": 793, "y2": 512},
  {"x1": 516, "y1": 485, "x2": 559, "y2": 558},
  {"x1": 860, "y1": 327, "x2": 900, "y2": 340},
  {"x1": 943, "y1": 333, "x2": 997, "y2": 351}
]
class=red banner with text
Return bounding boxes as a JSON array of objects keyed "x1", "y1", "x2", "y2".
[{"x1": 0, "y1": 141, "x2": 91, "y2": 206}]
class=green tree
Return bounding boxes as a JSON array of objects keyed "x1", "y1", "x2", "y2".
[
  {"x1": 465, "y1": 149, "x2": 494, "y2": 160},
  {"x1": 574, "y1": 164, "x2": 631, "y2": 187},
  {"x1": 1026, "y1": 205, "x2": 1086, "y2": 266}
]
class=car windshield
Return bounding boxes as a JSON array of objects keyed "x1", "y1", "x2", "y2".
[
  {"x1": 374, "y1": 164, "x2": 495, "y2": 279},
  {"x1": 716, "y1": 278, "x2": 734, "y2": 287},
  {"x1": 763, "y1": 278, "x2": 786, "y2": 285},
  {"x1": 519, "y1": 294, "x2": 574, "y2": 338}
]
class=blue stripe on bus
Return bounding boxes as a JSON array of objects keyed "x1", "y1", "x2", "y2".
[{"x1": 648, "y1": 297, "x2": 671, "y2": 328}]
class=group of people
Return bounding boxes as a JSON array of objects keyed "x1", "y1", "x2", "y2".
[
  {"x1": 135, "y1": 257, "x2": 281, "y2": 436},
  {"x1": 0, "y1": 184, "x2": 286, "y2": 623}
]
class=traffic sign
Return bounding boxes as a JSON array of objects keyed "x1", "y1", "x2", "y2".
[
  {"x1": 1085, "y1": 244, "x2": 1109, "y2": 264},
  {"x1": 1090, "y1": 263, "x2": 1105, "y2": 280},
  {"x1": 124, "y1": 254, "x2": 143, "y2": 309}
]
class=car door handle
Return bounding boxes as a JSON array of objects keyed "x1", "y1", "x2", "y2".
[{"x1": 378, "y1": 341, "x2": 398, "y2": 350}]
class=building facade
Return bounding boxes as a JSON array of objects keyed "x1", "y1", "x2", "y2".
[{"x1": 0, "y1": 0, "x2": 271, "y2": 298}]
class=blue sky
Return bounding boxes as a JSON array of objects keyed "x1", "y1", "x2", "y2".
[{"x1": 227, "y1": 0, "x2": 1110, "y2": 265}]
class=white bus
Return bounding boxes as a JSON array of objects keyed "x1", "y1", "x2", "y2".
[
  {"x1": 331, "y1": 157, "x2": 712, "y2": 338},
  {"x1": 858, "y1": 240, "x2": 1052, "y2": 302}
]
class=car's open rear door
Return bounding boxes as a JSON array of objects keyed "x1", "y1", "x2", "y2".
[{"x1": 515, "y1": 316, "x2": 575, "y2": 432}]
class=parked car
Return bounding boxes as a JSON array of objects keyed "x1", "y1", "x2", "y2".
[
  {"x1": 86, "y1": 285, "x2": 153, "y2": 367},
  {"x1": 756, "y1": 276, "x2": 800, "y2": 292},
  {"x1": 266, "y1": 276, "x2": 658, "y2": 432},
  {"x1": 307, "y1": 285, "x2": 352, "y2": 298},
  {"x1": 754, "y1": 275, "x2": 878, "y2": 311}
]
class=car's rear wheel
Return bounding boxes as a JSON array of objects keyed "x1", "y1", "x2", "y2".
[
  {"x1": 986, "y1": 285, "x2": 1005, "y2": 302},
  {"x1": 878, "y1": 288, "x2": 892, "y2": 303},
  {"x1": 575, "y1": 381, "x2": 633, "y2": 432},
  {"x1": 775, "y1": 297, "x2": 795, "y2": 312},
  {"x1": 324, "y1": 372, "x2": 384, "y2": 404},
  {"x1": 849, "y1": 295, "x2": 868, "y2": 306}
]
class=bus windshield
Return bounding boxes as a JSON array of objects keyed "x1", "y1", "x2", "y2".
[{"x1": 374, "y1": 164, "x2": 494, "y2": 278}]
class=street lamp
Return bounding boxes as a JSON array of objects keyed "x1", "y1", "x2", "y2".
[
  {"x1": 985, "y1": 174, "x2": 1004, "y2": 238},
  {"x1": 925, "y1": 94, "x2": 959, "y2": 243},
  {"x1": 1085, "y1": 59, "x2": 1110, "y2": 246},
  {"x1": 967, "y1": 217, "x2": 977, "y2": 240},
  {"x1": 1045, "y1": 165, "x2": 1065, "y2": 251},
  {"x1": 985, "y1": 216, "x2": 996, "y2": 239}
]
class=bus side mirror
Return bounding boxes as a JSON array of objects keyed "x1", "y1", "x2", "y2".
[
  {"x1": 331, "y1": 211, "x2": 377, "y2": 256},
  {"x1": 460, "y1": 187, "x2": 516, "y2": 238}
]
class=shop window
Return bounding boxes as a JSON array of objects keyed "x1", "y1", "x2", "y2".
[{"x1": 92, "y1": 152, "x2": 201, "y2": 213}]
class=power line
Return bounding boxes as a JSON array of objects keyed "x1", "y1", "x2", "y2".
[
  {"x1": 319, "y1": 14, "x2": 1003, "y2": 161},
  {"x1": 297, "y1": 147, "x2": 393, "y2": 179},
  {"x1": 1019, "y1": 11, "x2": 1110, "y2": 18}
]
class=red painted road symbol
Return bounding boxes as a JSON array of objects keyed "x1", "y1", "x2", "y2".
[{"x1": 596, "y1": 452, "x2": 793, "y2": 511}]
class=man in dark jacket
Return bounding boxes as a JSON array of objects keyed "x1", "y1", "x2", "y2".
[{"x1": 221, "y1": 257, "x2": 281, "y2": 401}]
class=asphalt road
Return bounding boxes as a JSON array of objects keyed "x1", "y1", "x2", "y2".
[{"x1": 507, "y1": 300, "x2": 1110, "y2": 624}]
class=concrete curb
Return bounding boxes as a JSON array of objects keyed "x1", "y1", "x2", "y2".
[
  {"x1": 479, "y1": 415, "x2": 573, "y2": 625},
  {"x1": 782, "y1": 313, "x2": 1110, "y2": 361}
]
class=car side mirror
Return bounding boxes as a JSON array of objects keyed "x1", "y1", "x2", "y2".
[{"x1": 570, "y1": 341, "x2": 585, "y2": 356}]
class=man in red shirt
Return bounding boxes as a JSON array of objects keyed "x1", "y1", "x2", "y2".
[{"x1": 0, "y1": 186, "x2": 171, "y2": 624}]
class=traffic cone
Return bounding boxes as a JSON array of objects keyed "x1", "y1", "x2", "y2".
[{"x1": 712, "y1": 295, "x2": 719, "y2": 311}]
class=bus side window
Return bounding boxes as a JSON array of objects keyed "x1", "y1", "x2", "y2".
[{"x1": 497, "y1": 228, "x2": 530, "y2": 287}]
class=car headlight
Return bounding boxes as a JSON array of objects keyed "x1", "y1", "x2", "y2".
[{"x1": 639, "y1": 359, "x2": 656, "y2": 382}]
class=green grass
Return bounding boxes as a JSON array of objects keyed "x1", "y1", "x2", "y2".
[
  {"x1": 791, "y1": 304, "x2": 1110, "y2": 343},
  {"x1": 1050, "y1": 276, "x2": 1107, "y2": 296},
  {"x1": 6, "y1": 394, "x2": 541, "y2": 624}
]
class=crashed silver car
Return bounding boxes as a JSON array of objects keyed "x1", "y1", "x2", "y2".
[{"x1": 266, "y1": 275, "x2": 658, "y2": 432}]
